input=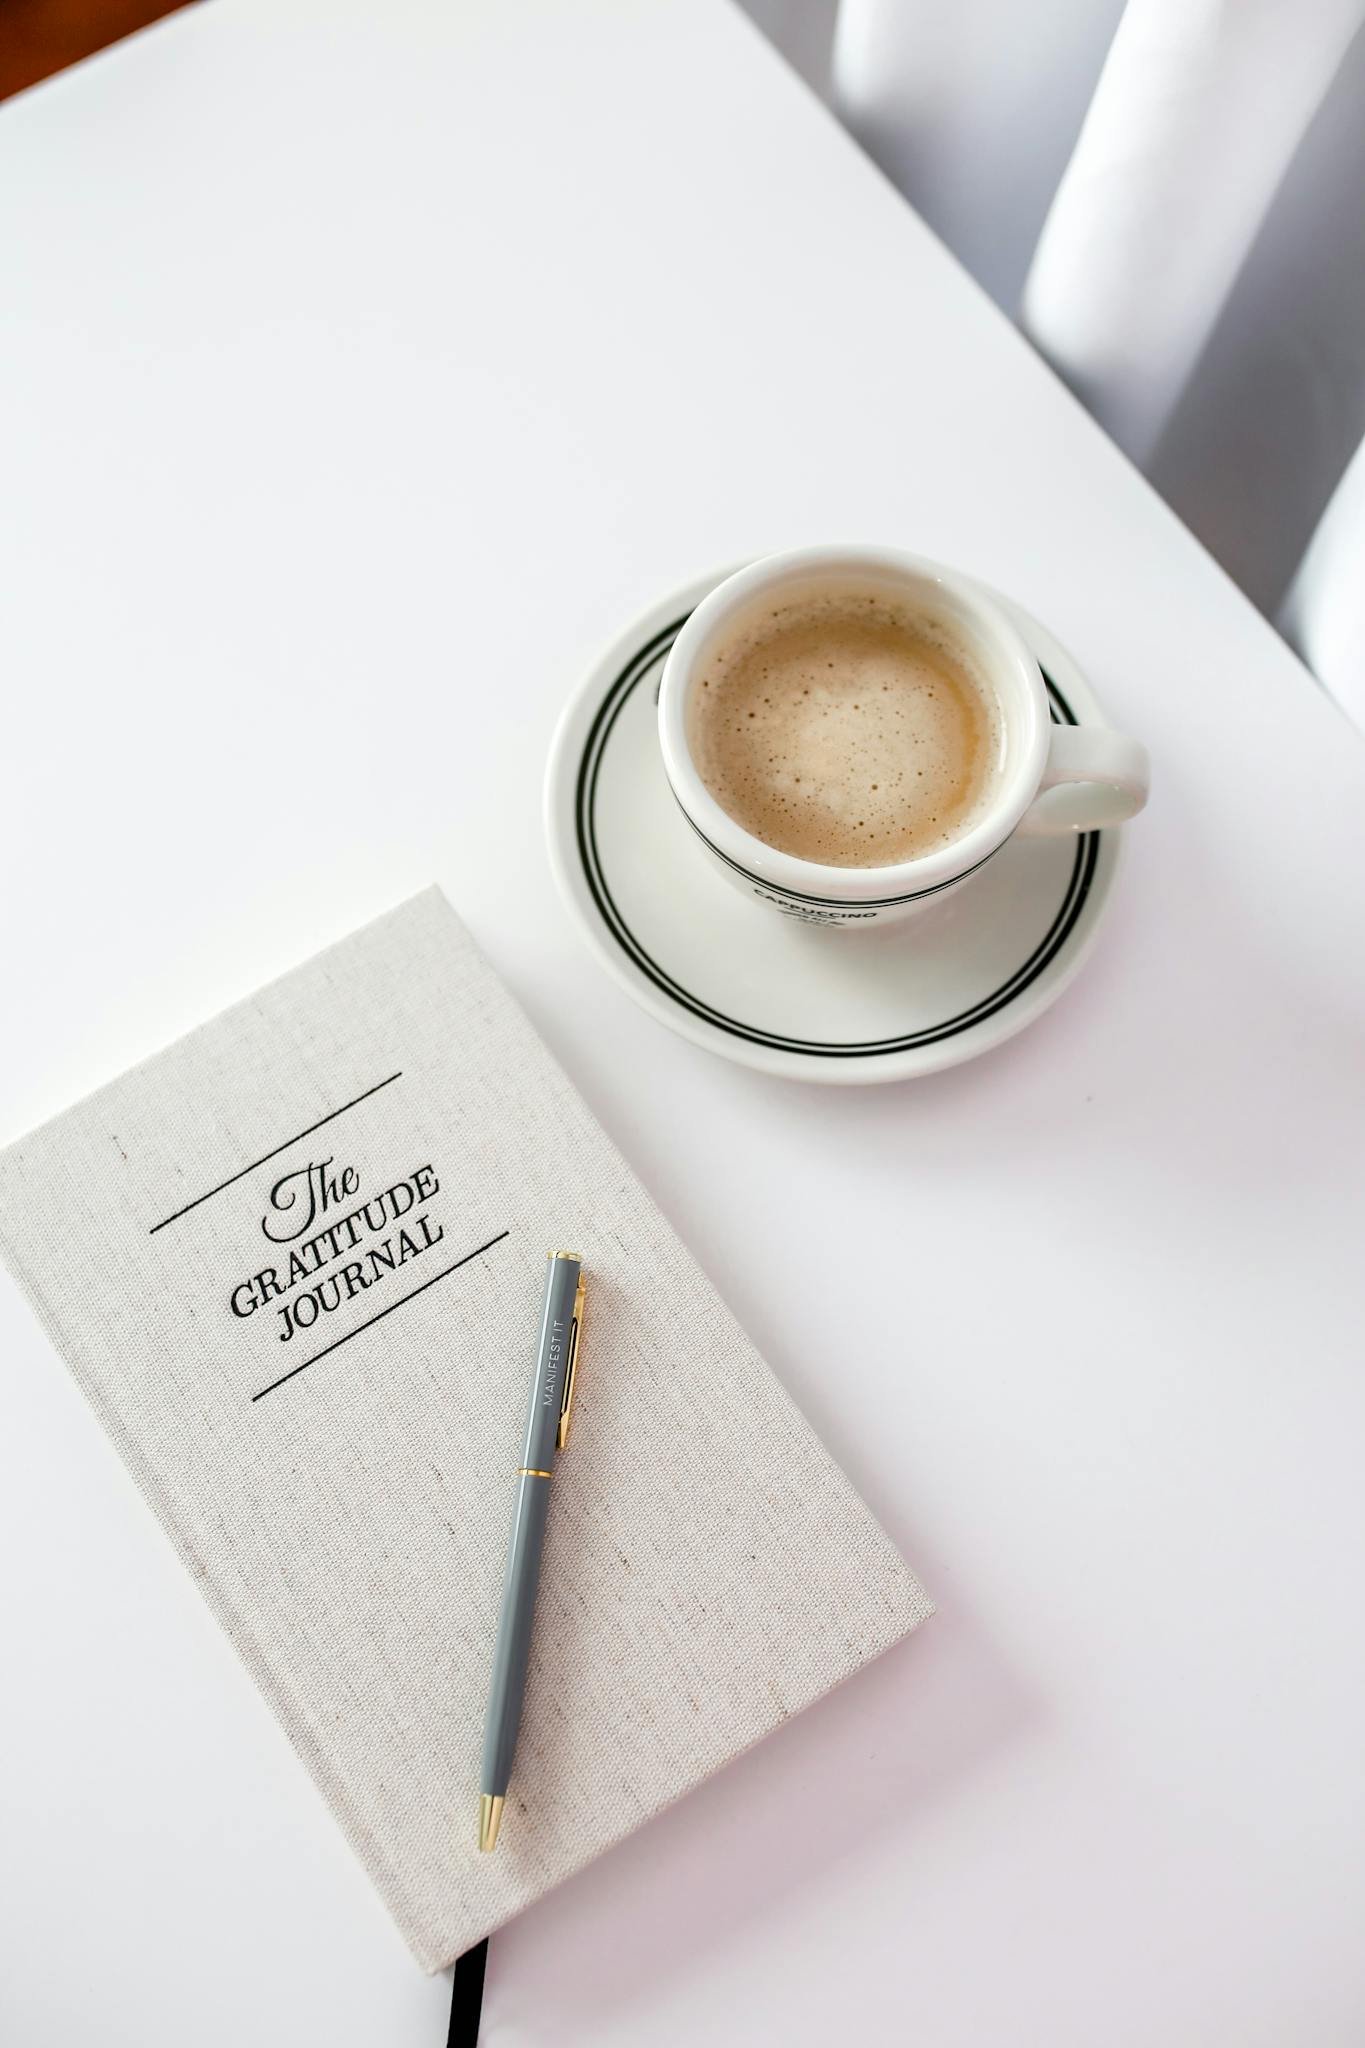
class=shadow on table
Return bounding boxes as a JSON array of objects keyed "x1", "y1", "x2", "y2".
[{"x1": 483, "y1": 1556, "x2": 1037, "y2": 2037}]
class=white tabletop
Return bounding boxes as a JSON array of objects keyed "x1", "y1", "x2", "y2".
[{"x1": 3, "y1": 2, "x2": 1364, "y2": 2042}]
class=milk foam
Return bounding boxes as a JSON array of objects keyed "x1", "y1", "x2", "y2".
[{"x1": 688, "y1": 590, "x2": 1002, "y2": 866}]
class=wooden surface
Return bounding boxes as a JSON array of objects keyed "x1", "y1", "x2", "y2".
[{"x1": 0, "y1": 0, "x2": 187, "y2": 100}]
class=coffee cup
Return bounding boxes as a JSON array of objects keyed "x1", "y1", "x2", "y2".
[{"x1": 657, "y1": 546, "x2": 1149, "y2": 928}]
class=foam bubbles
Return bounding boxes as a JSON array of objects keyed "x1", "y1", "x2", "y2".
[{"x1": 688, "y1": 590, "x2": 1002, "y2": 866}]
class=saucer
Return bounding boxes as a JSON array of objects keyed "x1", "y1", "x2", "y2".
[{"x1": 545, "y1": 572, "x2": 1122, "y2": 1083}]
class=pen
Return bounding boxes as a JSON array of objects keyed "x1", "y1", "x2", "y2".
[{"x1": 478, "y1": 1250, "x2": 586, "y2": 1850}]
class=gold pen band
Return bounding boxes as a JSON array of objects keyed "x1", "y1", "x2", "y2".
[{"x1": 517, "y1": 1467, "x2": 553, "y2": 1479}]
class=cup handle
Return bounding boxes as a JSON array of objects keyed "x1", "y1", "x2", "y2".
[{"x1": 1016, "y1": 725, "x2": 1150, "y2": 835}]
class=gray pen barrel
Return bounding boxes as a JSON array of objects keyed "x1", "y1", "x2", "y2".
[
  {"x1": 480, "y1": 1472, "x2": 553, "y2": 1793},
  {"x1": 480, "y1": 1254, "x2": 582, "y2": 1799},
  {"x1": 520, "y1": 1255, "x2": 581, "y2": 1473}
]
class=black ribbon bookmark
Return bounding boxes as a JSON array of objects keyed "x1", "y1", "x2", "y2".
[{"x1": 447, "y1": 1939, "x2": 489, "y2": 2047}]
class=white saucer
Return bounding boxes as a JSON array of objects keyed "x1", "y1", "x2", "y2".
[{"x1": 545, "y1": 572, "x2": 1122, "y2": 1084}]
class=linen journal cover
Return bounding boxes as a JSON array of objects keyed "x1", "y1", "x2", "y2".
[{"x1": 0, "y1": 888, "x2": 930, "y2": 1968}]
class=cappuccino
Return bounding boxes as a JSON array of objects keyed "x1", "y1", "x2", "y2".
[{"x1": 687, "y1": 589, "x2": 1002, "y2": 867}]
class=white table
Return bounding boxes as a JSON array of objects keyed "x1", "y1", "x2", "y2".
[{"x1": 3, "y1": 3, "x2": 1364, "y2": 2042}]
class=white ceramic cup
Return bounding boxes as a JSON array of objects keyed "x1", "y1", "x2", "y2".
[{"x1": 657, "y1": 545, "x2": 1149, "y2": 928}]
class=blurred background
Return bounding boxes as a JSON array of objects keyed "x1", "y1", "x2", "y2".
[{"x1": 5, "y1": 0, "x2": 1363, "y2": 721}]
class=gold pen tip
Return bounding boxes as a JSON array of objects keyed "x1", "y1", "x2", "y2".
[{"x1": 479, "y1": 1794, "x2": 504, "y2": 1852}]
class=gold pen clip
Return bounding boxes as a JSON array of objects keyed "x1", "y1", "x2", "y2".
[{"x1": 557, "y1": 1270, "x2": 586, "y2": 1449}]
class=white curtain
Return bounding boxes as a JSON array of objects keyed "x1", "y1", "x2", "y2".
[
  {"x1": 828, "y1": 0, "x2": 1129, "y2": 311},
  {"x1": 1281, "y1": 435, "x2": 1365, "y2": 731},
  {"x1": 1019, "y1": 0, "x2": 1365, "y2": 466},
  {"x1": 740, "y1": 0, "x2": 1365, "y2": 721}
]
